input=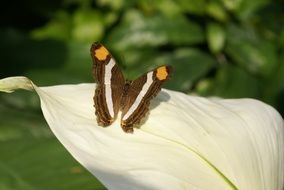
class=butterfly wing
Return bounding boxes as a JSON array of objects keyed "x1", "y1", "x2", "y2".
[
  {"x1": 91, "y1": 42, "x2": 125, "y2": 126},
  {"x1": 120, "y1": 65, "x2": 172, "y2": 133}
]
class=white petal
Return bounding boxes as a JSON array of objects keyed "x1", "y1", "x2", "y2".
[
  {"x1": 0, "y1": 77, "x2": 283, "y2": 190},
  {"x1": 0, "y1": 76, "x2": 34, "y2": 92}
]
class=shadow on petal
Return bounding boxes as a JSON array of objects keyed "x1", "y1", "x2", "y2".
[{"x1": 137, "y1": 90, "x2": 171, "y2": 129}]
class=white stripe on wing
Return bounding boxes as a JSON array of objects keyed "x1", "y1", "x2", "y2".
[
  {"x1": 122, "y1": 71, "x2": 153, "y2": 120},
  {"x1": 104, "y1": 58, "x2": 115, "y2": 117}
]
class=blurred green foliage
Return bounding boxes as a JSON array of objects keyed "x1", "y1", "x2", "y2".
[{"x1": 0, "y1": 0, "x2": 283, "y2": 189}]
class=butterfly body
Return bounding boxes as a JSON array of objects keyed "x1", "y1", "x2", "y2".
[{"x1": 91, "y1": 42, "x2": 172, "y2": 133}]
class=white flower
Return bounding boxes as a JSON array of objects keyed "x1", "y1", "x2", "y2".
[{"x1": 0, "y1": 76, "x2": 283, "y2": 190}]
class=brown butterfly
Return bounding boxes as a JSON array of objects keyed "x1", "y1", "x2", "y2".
[{"x1": 90, "y1": 42, "x2": 172, "y2": 133}]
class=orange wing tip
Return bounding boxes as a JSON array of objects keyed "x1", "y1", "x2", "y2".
[
  {"x1": 156, "y1": 66, "x2": 169, "y2": 80},
  {"x1": 92, "y1": 43, "x2": 110, "y2": 61}
]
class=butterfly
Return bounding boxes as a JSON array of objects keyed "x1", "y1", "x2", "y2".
[{"x1": 90, "y1": 42, "x2": 172, "y2": 133}]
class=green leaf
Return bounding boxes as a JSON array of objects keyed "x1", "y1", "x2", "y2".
[
  {"x1": 31, "y1": 11, "x2": 72, "y2": 41},
  {"x1": 235, "y1": 0, "x2": 270, "y2": 20},
  {"x1": 0, "y1": 91, "x2": 39, "y2": 111},
  {"x1": 96, "y1": 0, "x2": 124, "y2": 10},
  {"x1": 109, "y1": 10, "x2": 204, "y2": 50},
  {"x1": 0, "y1": 106, "x2": 105, "y2": 190},
  {"x1": 225, "y1": 24, "x2": 278, "y2": 77},
  {"x1": 206, "y1": 1, "x2": 228, "y2": 22},
  {"x1": 204, "y1": 64, "x2": 261, "y2": 98},
  {"x1": 262, "y1": 51, "x2": 284, "y2": 116},
  {"x1": 176, "y1": 0, "x2": 206, "y2": 15},
  {"x1": 206, "y1": 23, "x2": 226, "y2": 54},
  {"x1": 0, "y1": 29, "x2": 67, "y2": 78},
  {"x1": 195, "y1": 79, "x2": 213, "y2": 96},
  {"x1": 138, "y1": 0, "x2": 181, "y2": 16},
  {"x1": 108, "y1": 47, "x2": 216, "y2": 92},
  {"x1": 24, "y1": 42, "x2": 93, "y2": 85},
  {"x1": 72, "y1": 10, "x2": 104, "y2": 42},
  {"x1": 114, "y1": 47, "x2": 160, "y2": 80},
  {"x1": 63, "y1": 42, "x2": 93, "y2": 81},
  {"x1": 221, "y1": 0, "x2": 242, "y2": 12},
  {"x1": 156, "y1": 48, "x2": 216, "y2": 92},
  {"x1": 221, "y1": 0, "x2": 270, "y2": 20},
  {"x1": 280, "y1": 27, "x2": 284, "y2": 48}
]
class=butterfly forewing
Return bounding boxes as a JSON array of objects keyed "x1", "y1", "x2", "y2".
[
  {"x1": 120, "y1": 65, "x2": 172, "y2": 132},
  {"x1": 91, "y1": 43, "x2": 125, "y2": 126}
]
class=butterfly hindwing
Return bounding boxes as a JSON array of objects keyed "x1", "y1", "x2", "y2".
[
  {"x1": 120, "y1": 65, "x2": 172, "y2": 133},
  {"x1": 91, "y1": 43, "x2": 125, "y2": 126}
]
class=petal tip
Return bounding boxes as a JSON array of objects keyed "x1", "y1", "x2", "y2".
[{"x1": 0, "y1": 76, "x2": 35, "y2": 93}]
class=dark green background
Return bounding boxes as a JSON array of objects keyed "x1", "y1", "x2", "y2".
[{"x1": 0, "y1": 0, "x2": 283, "y2": 189}]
